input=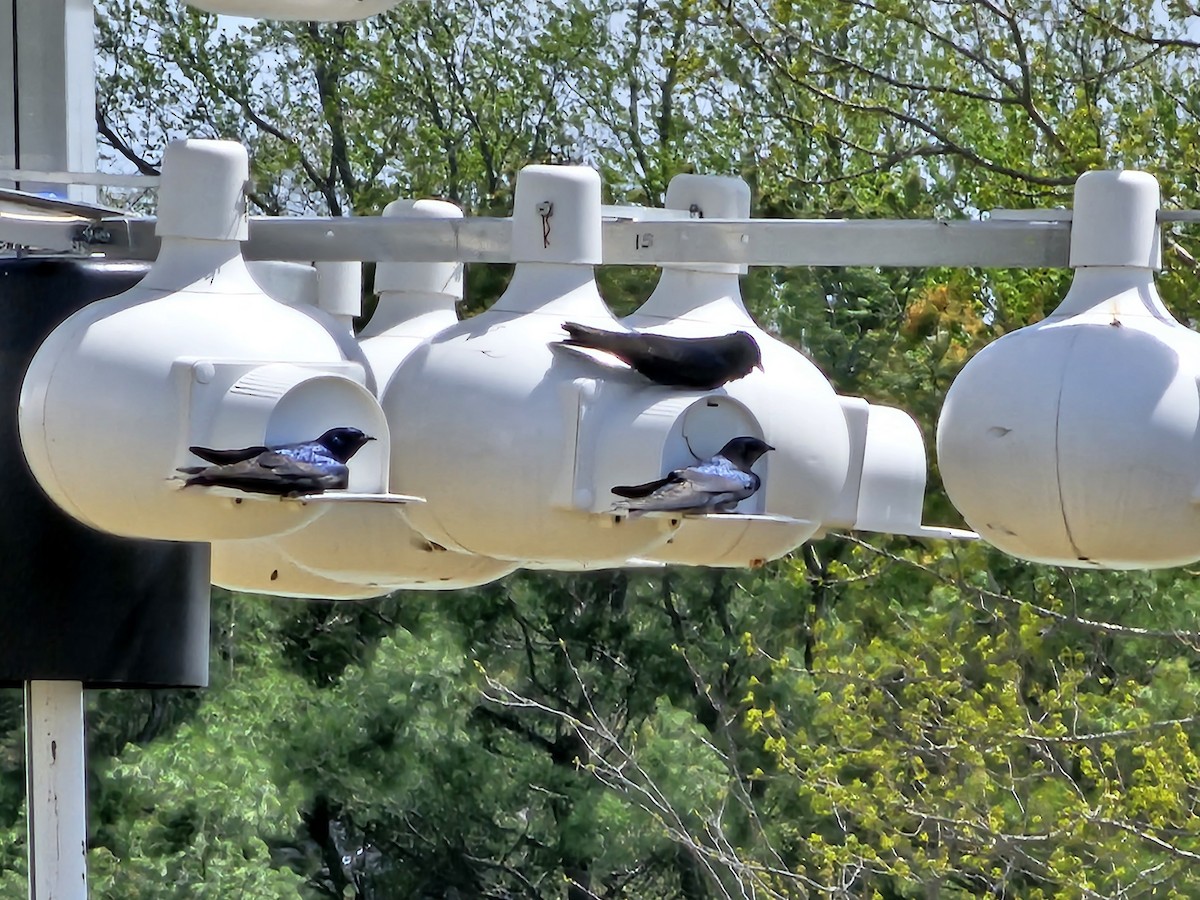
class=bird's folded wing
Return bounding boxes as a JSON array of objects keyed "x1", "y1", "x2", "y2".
[
  {"x1": 640, "y1": 338, "x2": 718, "y2": 366},
  {"x1": 255, "y1": 452, "x2": 328, "y2": 477},
  {"x1": 625, "y1": 480, "x2": 706, "y2": 508},
  {"x1": 190, "y1": 453, "x2": 330, "y2": 483},
  {"x1": 188, "y1": 444, "x2": 270, "y2": 465},
  {"x1": 678, "y1": 466, "x2": 752, "y2": 493}
]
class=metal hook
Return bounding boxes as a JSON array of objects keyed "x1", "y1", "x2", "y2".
[{"x1": 536, "y1": 200, "x2": 554, "y2": 248}]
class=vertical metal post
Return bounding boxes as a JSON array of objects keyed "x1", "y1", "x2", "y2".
[
  {"x1": 24, "y1": 682, "x2": 88, "y2": 900},
  {"x1": 0, "y1": 0, "x2": 97, "y2": 202},
  {"x1": 1, "y1": 2, "x2": 98, "y2": 897},
  {"x1": 0, "y1": 1, "x2": 16, "y2": 183}
]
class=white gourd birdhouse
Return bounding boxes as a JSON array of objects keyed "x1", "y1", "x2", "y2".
[
  {"x1": 208, "y1": 261, "x2": 394, "y2": 599},
  {"x1": 269, "y1": 198, "x2": 519, "y2": 590},
  {"x1": 937, "y1": 170, "x2": 1200, "y2": 568},
  {"x1": 18, "y1": 139, "x2": 388, "y2": 543},
  {"x1": 381, "y1": 165, "x2": 684, "y2": 567},
  {"x1": 619, "y1": 174, "x2": 851, "y2": 566},
  {"x1": 212, "y1": 199, "x2": 518, "y2": 597}
]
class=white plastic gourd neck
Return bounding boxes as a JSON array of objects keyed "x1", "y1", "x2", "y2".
[
  {"x1": 1049, "y1": 170, "x2": 1170, "y2": 322},
  {"x1": 629, "y1": 268, "x2": 754, "y2": 328},
  {"x1": 1049, "y1": 266, "x2": 1175, "y2": 324},
  {"x1": 490, "y1": 262, "x2": 613, "y2": 319},
  {"x1": 360, "y1": 291, "x2": 460, "y2": 336},
  {"x1": 136, "y1": 236, "x2": 253, "y2": 294}
]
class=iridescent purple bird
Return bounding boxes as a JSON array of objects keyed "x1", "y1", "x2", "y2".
[
  {"x1": 178, "y1": 427, "x2": 374, "y2": 498},
  {"x1": 612, "y1": 436, "x2": 773, "y2": 516}
]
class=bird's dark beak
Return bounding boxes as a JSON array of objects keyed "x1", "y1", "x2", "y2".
[
  {"x1": 366, "y1": 436, "x2": 377, "y2": 442},
  {"x1": 754, "y1": 362, "x2": 765, "y2": 372},
  {"x1": 766, "y1": 444, "x2": 776, "y2": 452}
]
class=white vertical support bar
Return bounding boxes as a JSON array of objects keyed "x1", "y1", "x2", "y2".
[
  {"x1": 0, "y1": 0, "x2": 96, "y2": 202},
  {"x1": 0, "y1": 1, "x2": 16, "y2": 184},
  {"x1": 24, "y1": 681, "x2": 88, "y2": 900}
]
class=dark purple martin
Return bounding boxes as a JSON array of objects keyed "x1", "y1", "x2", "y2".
[
  {"x1": 178, "y1": 427, "x2": 375, "y2": 498},
  {"x1": 557, "y1": 322, "x2": 763, "y2": 390},
  {"x1": 611, "y1": 436, "x2": 773, "y2": 516}
]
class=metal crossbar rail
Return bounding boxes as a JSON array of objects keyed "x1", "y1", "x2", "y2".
[
  {"x1": 246, "y1": 217, "x2": 1075, "y2": 267},
  {"x1": 0, "y1": 168, "x2": 161, "y2": 188},
  {"x1": 5, "y1": 203, "x2": 1200, "y2": 268}
]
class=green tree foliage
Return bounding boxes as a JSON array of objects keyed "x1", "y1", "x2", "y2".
[{"x1": 4, "y1": 1, "x2": 1200, "y2": 897}]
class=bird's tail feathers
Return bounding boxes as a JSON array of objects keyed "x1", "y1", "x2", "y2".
[
  {"x1": 561, "y1": 322, "x2": 630, "y2": 354},
  {"x1": 611, "y1": 476, "x2": 674, "y2": 499}
]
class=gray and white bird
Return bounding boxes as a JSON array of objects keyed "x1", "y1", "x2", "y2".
[
  {"x1": 177, "y1": 426, "x2": 375, "y2": 498},
  {"x1": 611, "y1": 436, "x2": 774, "y2": 516}
]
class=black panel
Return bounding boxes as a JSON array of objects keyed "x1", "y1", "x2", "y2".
[{"x1": 0, "y1": 258, "x2": 210, "y2": 687}]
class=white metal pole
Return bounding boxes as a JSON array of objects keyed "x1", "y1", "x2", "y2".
[
  {"x1": 24, "y1": 682, "x2": 88, "y2": 900},
  {"x1": 0, "y1": 0, "x2": 97, "y2": 203},
  {"x1": 1, "y1": 1, "x2": 98, "y2": 897}
]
